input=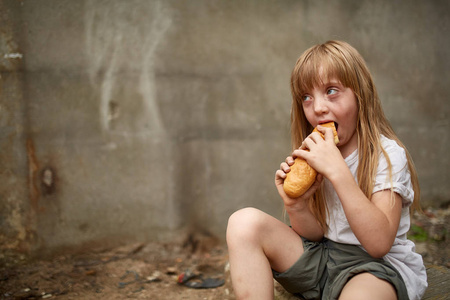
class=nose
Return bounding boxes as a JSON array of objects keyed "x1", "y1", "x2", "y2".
[{"x1": 313, "y1": 96, "x2": 329, "y2": 114}]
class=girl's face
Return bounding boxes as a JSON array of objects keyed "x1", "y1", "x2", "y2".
[{"x1": 301, "y1": 78, "x2": 358, "y2": 158}]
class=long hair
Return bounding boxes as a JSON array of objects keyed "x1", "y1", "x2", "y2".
[{"x1": 290, "y1": 40, "x2": 421, "y2": 232}]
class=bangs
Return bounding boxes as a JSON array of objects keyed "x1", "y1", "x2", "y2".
[{"x1": 291, "y1": 44, "x2": 356, "y2": 102}]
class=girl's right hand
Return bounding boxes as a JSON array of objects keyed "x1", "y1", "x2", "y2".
[{"x1": 274, "y1": 155, "x2": 323, "y2": 209}]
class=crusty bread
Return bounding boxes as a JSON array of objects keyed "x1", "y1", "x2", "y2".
[
  {"x1": 283, "y1": 122, "x2": 339, "y2": 198},
  {"x1": 283, "y1": 159, "x2": 318, "y2": 198}
]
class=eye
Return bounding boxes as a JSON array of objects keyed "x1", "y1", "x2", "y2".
[
  {"x1": 302, "y1": 94, "x2": 312, "y2": 102},
  {"x1": 327, "y1": 88, "x2": 338, "y2": 95}
]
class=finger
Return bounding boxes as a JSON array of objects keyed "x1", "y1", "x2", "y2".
[
  {"x1": 275, "y1": 170, "x2": 287, "y2": 186},
  {"x1": 315, "y1": 126, "x2": 334, "y2": 142},
  {"x1": 275, "y1": 169, "x2": 287, "y2": 178},
  {"x1": 280, "y1": 162, "x2": 290, "y2": 173},
  {"x1": 285, "y1": 156, "x2": 295, "y2": 166},
  {"x1": 315, "y1": 124, "x2": 326, "y2": 134},
  {"x1": 292, "y1": 149, "x2": 302, "y2": 159},
  {"x1": 300, "y1": 133, "x2": 318, "y2": 149},
  {"x1": 293, "y1": 148, "x2": 310, "y2": 159},
  {"x1": 302, "y1": 137, "x2": 317, "y2": 151},
  {"x1": 300, "y1": 140, "x2": 307, "y2": 150},
  {"x1": 309, "y1": 131, "x2": 325, "y2": 143},
  {"x1": 320, "y1": 127, "x2": 334, "y2": 142}
]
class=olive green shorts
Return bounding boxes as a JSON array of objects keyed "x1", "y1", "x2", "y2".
[{"x1": 272, "y1": 238, "x2": 409, "y2": 300}]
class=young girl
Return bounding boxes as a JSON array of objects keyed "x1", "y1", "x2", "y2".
[{"x1": 226, "y1": 40, "x2": 427, "y2": 300}]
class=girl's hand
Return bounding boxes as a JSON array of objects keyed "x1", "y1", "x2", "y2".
[
  {"x1": 293, "y1": 126, "x2": 346, "y2": 181},
  {"x1": 275, "y1": 155, "x2": 323, "y2": 210}
]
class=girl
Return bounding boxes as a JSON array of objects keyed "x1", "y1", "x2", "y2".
[{"x1": 226, "y1": 41, "x2": 427, "y2": 300}]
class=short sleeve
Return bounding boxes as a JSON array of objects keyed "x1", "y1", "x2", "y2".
[{"x1": 373, "y1": 136, "x2": 414, "y2": 207}]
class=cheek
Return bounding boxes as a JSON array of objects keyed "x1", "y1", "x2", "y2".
[
  {"x1": 341, "y1": 107, "x2": 358, "y2": 132},
  {"x1": 349, "y1": 106, "x2": 359, "y2": 126},
  {"x1": 302, "y1": 105, "x2": 315, "y2": 125},
  {"x1": 303, "y1": 110, "x2": 316, "y2": 126}
]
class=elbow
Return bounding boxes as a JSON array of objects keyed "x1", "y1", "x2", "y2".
[
  {"x1": 367, "y1": 248, "x2": 389, "y2": 259},
  {"x1": 306, "y1": 234, "x2": 324, "y2": 243},
  {"x1": 361, "y1": 232, "x2": 396, "y2": 258},
  {"x1": 365, "y1": 242, "x2": 392, "y2": 259}
]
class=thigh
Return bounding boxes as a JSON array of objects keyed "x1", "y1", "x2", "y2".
[
  {"x1": 338, "y1": 272, "x2": 397, "y2": 300},
  {"x1": 227, "y1": 207, "x2": 304, "y2": 273}
]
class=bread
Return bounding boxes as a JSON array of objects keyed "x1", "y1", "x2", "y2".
[
  {"x1": 283, "y1": 159, "x2": 318, "y2": 198},
  {"x1": 283, "y1": 122, "x2": 339, "y2": 198}
]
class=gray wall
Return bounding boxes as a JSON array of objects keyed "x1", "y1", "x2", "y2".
[{"x1": 1, "y1": 0, "x2": 449, "y2": 255}]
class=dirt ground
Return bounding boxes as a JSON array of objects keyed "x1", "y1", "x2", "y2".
[
  {"x1": 1, "y1": 207, "x2": 449, "y2": 300},
  {"x1": 1, "y1": 231, "x2": 234, "y2": 300}
]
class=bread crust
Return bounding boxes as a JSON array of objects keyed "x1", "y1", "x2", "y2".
[
  {"x1": 283, "y1": 122, "x2": 339, "y2": 198},
  {"x1": 283, "y1": 158, "x2": 317, "y2": 198}
]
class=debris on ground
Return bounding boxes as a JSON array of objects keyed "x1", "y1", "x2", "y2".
[
  {"x1": 0, "y1": 232, "x2": 233, "y2": 300},
  {"x1": 0, "y1": 208, "x2": 448, "y2": 299}
]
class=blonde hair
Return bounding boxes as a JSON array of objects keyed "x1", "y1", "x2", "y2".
[{"x1": 290, "y1": 40, "x2": 421, "y2": 232}]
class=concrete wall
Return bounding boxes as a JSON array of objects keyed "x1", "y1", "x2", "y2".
[{"x1": 1, "y1": 0, "x2": 449, "y2": 255}]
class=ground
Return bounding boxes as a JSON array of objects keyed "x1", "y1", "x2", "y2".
[
  {"x1": 1, "y1": 232, "x2": 234, "y2": 300},
  {"x1": 1, "y1": 207, "x2": 449, "y2": 300}
]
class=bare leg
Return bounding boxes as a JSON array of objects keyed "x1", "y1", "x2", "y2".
[
  {"x1": 226, "y1": 207, "x2": 304, "y2": 300},
  {"x1": 339, "y1": 273, "x2": 397, "y2": 300}
]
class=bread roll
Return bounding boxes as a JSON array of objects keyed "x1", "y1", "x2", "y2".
[
  {"x1": 283, "y1": 122, "x2": 339, "y2": 198},
  {"x1": 283, "y1": 159, "x2": 318, "y2": 199}
]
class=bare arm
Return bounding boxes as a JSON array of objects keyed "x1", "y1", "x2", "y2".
[
  {"x1": 297, "y1": 128, "x2": 401, "y2": 257},
  {"x1": 275, "y1": 157, "x2": 324, "y2": 241},
  {"x1": 329, "y1": 168, "x2": 402, "y2": 257}
]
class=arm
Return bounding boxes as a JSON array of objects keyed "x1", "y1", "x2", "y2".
[
  {"x1": 328, "y1": 167, "x2": 402, "y2": 257},
  {"x1": 297, "y1": 128, "x2": 402, "y2": 257},
  {"x1": 275, "y1": 157, "x2": 325, "y2": 241}
]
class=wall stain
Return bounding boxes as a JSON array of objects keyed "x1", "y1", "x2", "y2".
[
  {"x1": 84, "y1": 1, "x2": 171, "y2": 133},
  {"x1": 40, "y1": 166, "x2": 57, "y2": 196},
  {"x1": 26, "y1": 138, "x2": 40, "y2": 212}
]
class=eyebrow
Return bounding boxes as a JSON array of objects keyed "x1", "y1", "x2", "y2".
[
  {"x1": 317, "y1": 80, "x2": 342, "y2": 88},
  {"x1": 323, "y1": 78, "x2": 341, "y2": 84}
]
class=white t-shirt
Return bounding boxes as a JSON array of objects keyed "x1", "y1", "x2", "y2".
[{"x1": 324, "y1": 135, "x2": 427, "y2": 300}]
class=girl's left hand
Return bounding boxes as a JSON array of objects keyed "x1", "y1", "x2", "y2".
[{"x1": 292, "y1": 126, "x2": 346, "y2": 180}]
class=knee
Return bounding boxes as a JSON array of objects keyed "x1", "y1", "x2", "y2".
[
  {"x1": 338, "y1": 273, "x2": 397, "y2": 300},
  {"x1": 226, "y1": 207, "x2": 265, "y2": 245}
]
